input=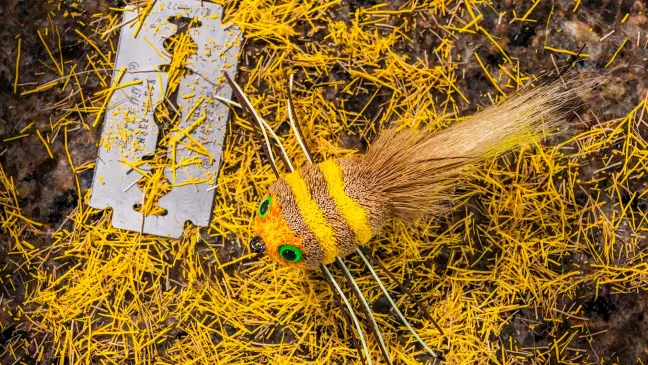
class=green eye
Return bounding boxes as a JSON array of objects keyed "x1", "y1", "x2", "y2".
[
  {"x1": 279, "y1": 245, "x2": 303, "y2": 263},
  {"x1": 258, "y1": 197, "x2": 272, "y2": 218}
]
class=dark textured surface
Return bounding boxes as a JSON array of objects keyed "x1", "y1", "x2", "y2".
[
  {"x1": 1, "y1": 0, "x2": 647, "y2": 363},
  {"x1": 0, "y1": 0, "x2": 111, "y2": 362},
  {"x1": 1, "y1": 0, "x2": 106, "y2": 225}
]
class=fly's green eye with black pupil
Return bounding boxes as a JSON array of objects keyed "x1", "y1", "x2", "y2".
[
  {"x1": 279, "y1": 245, "x2": 303, "y2": 263},
  {"x1": 258, "y1": 197, "x2": 272, "y2": 218}
]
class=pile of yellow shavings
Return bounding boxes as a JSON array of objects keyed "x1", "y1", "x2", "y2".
[
  {"x1": 0, "y1": 164, "x2": 42, "y2": 262},
  {"x1": 2, "y1": 0, "x2": 648, "y2": 364}
]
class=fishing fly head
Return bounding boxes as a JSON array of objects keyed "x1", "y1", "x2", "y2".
[
  {"x1": 251, "y1": 183, "x2": 317, "y2": 269},
  {"x1": 251, "y1": 197, "x2": 302, "y2": 269}
]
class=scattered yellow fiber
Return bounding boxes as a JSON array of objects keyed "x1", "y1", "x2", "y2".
[
  {"x1": 74, "y1": 29, "x2": 111, "y2": 64},
  {"x1": 21, "y1": 80, "x2": 59, "y2": 96},
  {"x1": 143, "y1": 35, "x2": 170, "y2": 61},
  {"x1": 94, "y1": 79, "x2": 142, "y2": 96},
  {"x1": 1, "y1": 1, "x2": 647, "y2": 364},
  {"x1": 544, "y1": 45, "x2": 590, "y2": 57},
  {"x1": 544, "y1": 5, "x2": 554, "y2": 46},
  {"x1": 479, "y1": 25, "x2": 512, "y2": 63},
  {"x1": 518, "y1": 0, "x2": 541, "y2": 21},
  {"x1": 92, "y1": 66, "x2": 126, "y2": 127},
  {"x1": 573, "y1": 0, "x2": 582, "y2": 12},
  {"x1": 37, "y1": 30, "x2": 63, "y2": 76},
  {"x1": 621, "y1": 13, "x2": 630, "y2": 23},
  {"x1": 474, "y1": 52, "x2": 505, "y2": 96},
  {"x1": 3, "y1": 134, "x2": 29, "y2": 142},
  {"x1": 446, "y1": 14, "x2": 482, "y2": 33},
  {"x1": 133, "y1": 0, "x2": 155, "y2": 38},
  {"x1": 14, "y1": 37, "x2": 20, "y2": 94},
  {"x1": 63, "y1": 128, "x2": 76, "y2": 173},
  {"x1": 605, "y1": 38, "x2": 628, "y2": 68},
  {"x1": 36, "y1": 129, "x2": 54, "y2": 158},
  {"x1": 348, "y1": 69, "x2": 399, "y2": 92},
  {"x1": 19, "y1": 121, "x2": 34, "y2": 134}
]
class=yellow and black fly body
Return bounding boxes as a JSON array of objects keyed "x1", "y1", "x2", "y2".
[{"x1": 225, "y1": 70, "x2": 600, "y2": 364}]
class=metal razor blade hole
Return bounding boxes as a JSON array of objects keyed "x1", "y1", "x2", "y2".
[{"x1": 90, "y1": 0, "x2": 241, "y2": 238}]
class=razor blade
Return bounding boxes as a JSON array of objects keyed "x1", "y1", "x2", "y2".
[{"x1": 90, "y1": 0, "x2": 241, "y2": 238}]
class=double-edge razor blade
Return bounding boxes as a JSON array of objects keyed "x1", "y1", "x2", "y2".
[{"x1": 90, "y1": 0, "x2": 241, "y2": 238}]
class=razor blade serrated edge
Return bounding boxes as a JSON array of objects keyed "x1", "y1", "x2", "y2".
[{"x1": 90, "y1": 0, "x2": 242, "y2": 238}]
